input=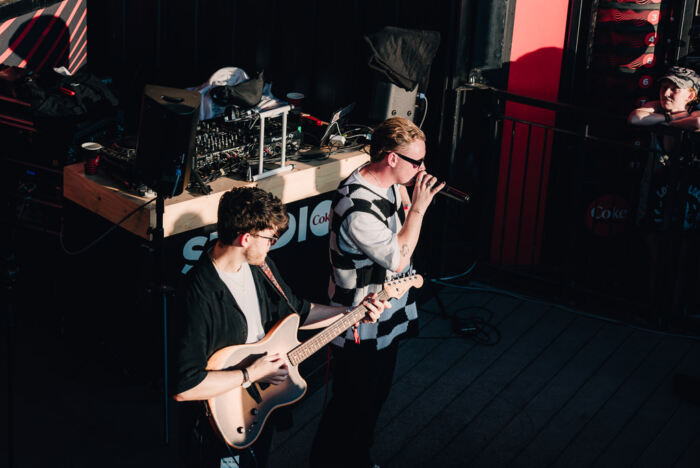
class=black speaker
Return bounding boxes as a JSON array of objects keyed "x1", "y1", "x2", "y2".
[
  {"x1": 368, "y1": 79, "x2": 418, "y2": 123},
  {"x1": 135, "y1": 84, "x2": 200, "y2": 198}
]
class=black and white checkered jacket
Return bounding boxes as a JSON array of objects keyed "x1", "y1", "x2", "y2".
[{"x1": 328, "y1": 171, "x2": 418, "y2": 350}]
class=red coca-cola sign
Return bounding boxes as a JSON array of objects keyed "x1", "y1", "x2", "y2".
[{"x1": 585, "y1": 194, "x2": 631, "y2": 236}]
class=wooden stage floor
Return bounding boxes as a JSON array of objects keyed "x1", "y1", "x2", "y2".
[
  {"x1": 4, "y1": 281, "x2": 700, "y2": 467},
  {"x1": 269, "y1": 285, "x2": 700, "y2": 468}
]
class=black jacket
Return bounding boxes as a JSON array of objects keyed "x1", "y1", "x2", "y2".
[{"x1": 173, "y1": 253, "x2": 311, "y2": 395}]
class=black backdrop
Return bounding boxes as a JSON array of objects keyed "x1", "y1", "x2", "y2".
[{"x1": 86, "y1": 0, "x2": 459, "y2": 133}]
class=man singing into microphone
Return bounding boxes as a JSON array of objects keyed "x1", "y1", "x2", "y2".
[{"x1": 310, "y1": 117, "x2": 445, "y2": 468}]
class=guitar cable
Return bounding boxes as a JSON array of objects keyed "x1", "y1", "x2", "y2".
[
  {"x1": 222, "y1": 443, "x2": 258, "y2": 468},
  {"x1": 59, "y1": 196, "x2": 156, "y2": 255}
]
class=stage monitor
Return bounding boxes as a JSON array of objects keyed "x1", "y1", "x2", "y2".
[{"x1": 135, "y1": 84, "x2": 200, "y2": 198}]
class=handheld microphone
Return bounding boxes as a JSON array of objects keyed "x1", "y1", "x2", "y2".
[
  {"x1": 437, "y1": 183, "x2": 470, "y2": 203},
  {"x1": 406, "y1": 175, "x2": 470, "y2": 203}
]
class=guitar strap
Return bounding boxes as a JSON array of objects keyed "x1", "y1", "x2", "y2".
[{"x1": 258, "y1": 261, "x2": 299, "y2": 315}]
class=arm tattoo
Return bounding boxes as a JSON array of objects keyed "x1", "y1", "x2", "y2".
[{"x1": 400, "y1": 244, "x2": 410, "y2": 257}]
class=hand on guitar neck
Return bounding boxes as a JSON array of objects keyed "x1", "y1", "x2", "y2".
[{"x1": 354, "y1": 292, "x2": 388, "y2": 324}]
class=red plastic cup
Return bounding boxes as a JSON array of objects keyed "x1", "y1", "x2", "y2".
[{"x1": 81, "y1": 142, "x2": 102, "y2": 175}]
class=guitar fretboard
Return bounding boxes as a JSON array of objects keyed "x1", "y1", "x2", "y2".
[{"x1": 288, "y1": 290, "x2": 390, "y2": 366}]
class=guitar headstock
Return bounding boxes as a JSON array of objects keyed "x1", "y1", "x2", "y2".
[{"x1": 383, "y1": 273, "x2": 424, "y2": 299}]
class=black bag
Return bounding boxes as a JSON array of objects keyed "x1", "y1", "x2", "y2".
[
  {"x1": 17, "y1": 70, "x2": 118, "y2": 119},
  {"x1": 209, "y1": 71, "x2": 263, "y2": 108}
]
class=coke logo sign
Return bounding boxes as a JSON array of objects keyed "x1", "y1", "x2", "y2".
[
  {"x1": 180, "y1": 199, "x2": 333, "y2": 274},
  {"x1": 274, "y1": 199, "x2": 331, "y2": 246},
  {"x1": 312, "y1": 212, "x2": 329, "y2": 226},
  {"x1": 585, "y1": 194, "x2": 630, "y2": 237}
]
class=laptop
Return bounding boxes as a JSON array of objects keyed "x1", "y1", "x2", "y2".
[{"x1": 299, "y1": 103, "x2": 355, "y2": 160}]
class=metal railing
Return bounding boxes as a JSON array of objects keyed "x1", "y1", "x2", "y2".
[{"x1": 452, "y1": 83, "x2": 700, "y2": 322}]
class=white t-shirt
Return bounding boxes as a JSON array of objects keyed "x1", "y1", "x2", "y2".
[{"x1": 214, "y1": 261, "x2": 265, "y2": 343}]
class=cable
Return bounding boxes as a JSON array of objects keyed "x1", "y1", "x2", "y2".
[
  {"x1": 223, "y1": 445, "x2": 242, "y2": 467},
  {"x1": 417, "y1": 93, "x2": 428, "y2": 129},
  {"x1": 324, "y1": 120, "x2": 341, "y2": 142},
  {"x1": 417, "y1": 258, "x2": 501, "y2": 345},
  {"x1": 170, "y1": 168, "x2": 181, "y2": 198},
  {"x1": 414, "y1": 260, "x2": 500, "y2": 344},
  {"x1": 432, "y1": 278, "x2": 700, "y2": 341},
  {"x1": 437, "y1": 260, "x2": 478, "y2": 281},
  {"x1": 59, "y1": 197, "x2": 157, "y2": 255},
  {"x1": 346, "y1": 123, "x2": 374, "y2": 133}
]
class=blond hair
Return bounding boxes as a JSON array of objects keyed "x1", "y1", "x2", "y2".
[{"x1": 369, "y1": 117, "x2": 425, "y2": 163}]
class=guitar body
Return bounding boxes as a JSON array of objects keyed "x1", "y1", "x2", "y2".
[
  {"x1": 206, "y1": 313, "x2": 307, "y2": 449},
  {"x1": 203, "y1": 273, "x2": 423, "y2": 450}
]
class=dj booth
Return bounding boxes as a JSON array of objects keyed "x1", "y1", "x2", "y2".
[{"x1": 63, "y1": 149, "x2": 370, "y2": 301}]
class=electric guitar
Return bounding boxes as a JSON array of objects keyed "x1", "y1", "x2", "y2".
[{"x1": 205, "y1": 273, "x2": 424, "y2": 449}]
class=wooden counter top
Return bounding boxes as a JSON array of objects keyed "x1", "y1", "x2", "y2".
[{"x1": 63, "y1": 150, "x2": 369, "y2": 239}]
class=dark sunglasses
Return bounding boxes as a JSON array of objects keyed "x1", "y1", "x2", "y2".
[{"x1": 392, "y1": 151, "x2": 425, "y2": 167}]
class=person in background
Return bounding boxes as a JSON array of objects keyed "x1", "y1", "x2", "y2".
[
  {"x1": 310, "y1": 117, "x2": 445, "y2": 468},
  {"x1": 628, "y1": 66, "x2": 700, "y2": 406},
  {"x1": 627, "y1": 66, "x2": 700, "y2": 320},
  {"x1": 628, "y1": 65, "x2": 700, "y2": 130},
  {"x1": 172, "y1": 187, "x2": 389, "y2": 468}
]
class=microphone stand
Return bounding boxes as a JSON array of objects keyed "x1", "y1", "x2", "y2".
[
  {"x1": 148, "y1": 191, "x2": 172, "y2": 445},
  {"x1": 4, "y1": 252, "x2": 17, "y2": 468}
]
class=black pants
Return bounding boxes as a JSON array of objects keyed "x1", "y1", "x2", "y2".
[
  {"x1": 180, "y1": 403, "x2": 274, "y2": 468},
  {"x1": 310, "y1": 342, "x2": 399, "y2": 468}
]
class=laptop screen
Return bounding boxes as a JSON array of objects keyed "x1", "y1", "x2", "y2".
[{"x1": 319, "y1": 103, "x2": 355, "y2": 146}]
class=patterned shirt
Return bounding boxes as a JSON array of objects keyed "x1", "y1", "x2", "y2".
[{"x1": 328, "y1": 167, "x2": 418, "y2": 349}]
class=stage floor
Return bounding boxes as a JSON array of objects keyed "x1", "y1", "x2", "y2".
[{"x1": 4, "y1": 264, "x2": 700, "y2": 467}]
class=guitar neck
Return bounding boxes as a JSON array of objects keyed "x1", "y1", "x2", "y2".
[{"x1": 288, "y1": 290, "x2": 390, "y2": 366}]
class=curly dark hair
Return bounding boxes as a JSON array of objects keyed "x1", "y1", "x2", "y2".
[
  {"x1": 368, "y1": 117, "x2": 426, "y2": 163},
  {"x1": 216, "y1": 187, "x2": 288, "y2": 245}
]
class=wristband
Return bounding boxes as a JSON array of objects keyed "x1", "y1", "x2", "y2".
[{"x1": 241, "y1": 367, "x2": 252, "y2": 388}]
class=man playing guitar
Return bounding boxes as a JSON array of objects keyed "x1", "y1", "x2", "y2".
[{"x1": 172, "y1": 187, "x2": 389, "y2": 468}]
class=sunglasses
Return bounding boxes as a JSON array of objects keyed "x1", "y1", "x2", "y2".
[{"x1": 392, "y1": 151, "x2": 425, "y2": 167}]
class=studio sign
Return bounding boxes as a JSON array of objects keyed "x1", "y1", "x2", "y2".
[{"x1": 181, "y1": 200, "x2": 332, "y2": 274}]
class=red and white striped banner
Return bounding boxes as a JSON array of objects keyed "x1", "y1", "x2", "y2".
[{"x1": 0, "y1": 0, "x2": 87, "y2": 74}]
